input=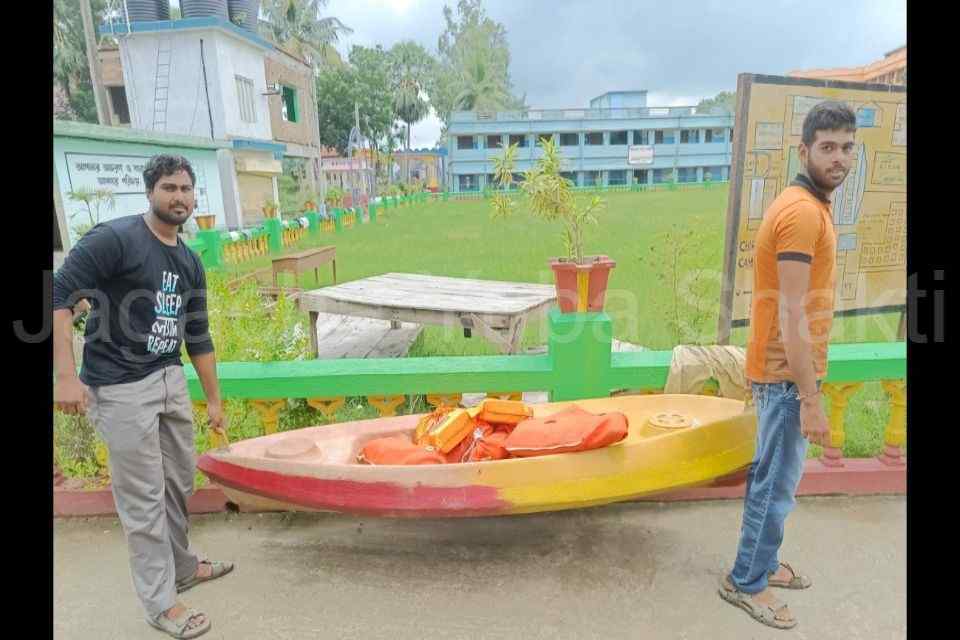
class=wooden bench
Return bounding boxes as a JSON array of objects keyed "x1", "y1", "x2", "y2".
[{"x1": 272, "y1": 246, "x2": 336, "y2": 288}]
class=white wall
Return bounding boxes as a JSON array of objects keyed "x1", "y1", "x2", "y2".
[
  {"x1": 118, "y1": 26, "x2": 272, "y2": 142},
  {"x1": 53, "y1": 135, "x2": 226, "y2": 247},
  {"x1": 213, "y1": 35, "x2": 272, "y2": 140}
]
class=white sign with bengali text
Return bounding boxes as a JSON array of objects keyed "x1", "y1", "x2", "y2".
[
  {"x1": 627, "y1": 145, "x2": 654, "y2": 165},
  {"x1": 64, "y1": 153, "x2": 151, "y2": 195}
]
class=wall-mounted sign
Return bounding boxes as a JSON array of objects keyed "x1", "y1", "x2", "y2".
[{"x1": 627, "y1": 145, "x2": 654, "y2": 165}]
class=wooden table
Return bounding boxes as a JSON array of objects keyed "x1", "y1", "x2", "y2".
[
  {"x1": 299, "y1": 272, "x2": 557, "y2": 355},
  {"x1": 271, "y1": 246, "x2": 336, "y2": 288}
]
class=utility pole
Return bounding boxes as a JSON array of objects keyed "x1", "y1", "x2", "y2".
[{"x1": 80, "y1": 0, "x2": 111, "y2": 126}]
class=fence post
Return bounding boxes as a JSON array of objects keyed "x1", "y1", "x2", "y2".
[
  {"x1": 547, "y1": 309, "x2": 614, "y2": 401},
  {"x1": 305, "y1": 211, "x2": 320, "y2": 237},
  {"x1": 195, "y1": 229, "x2": 223, "y2": 269},
  {"x1": 368, "y1": 202, "x2": 377, "y2": 223},
  {"x1": 333, "y1": 208, "x2": 343, "y2": 233},
  {"x1": 263, "y1": 218, "x2": 283, "y2": 254}
]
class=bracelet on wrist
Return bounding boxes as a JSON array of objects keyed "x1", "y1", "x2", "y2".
[{"x1": 797, "y1": 390, "x2": 821, "y2": 402}]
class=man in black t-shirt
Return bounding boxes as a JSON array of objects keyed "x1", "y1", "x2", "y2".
[{"x1": 53, "y1": 155, "x2": 232, "y2": 638}]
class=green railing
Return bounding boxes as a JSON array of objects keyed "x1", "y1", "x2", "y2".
[
  {"x1": 188, "y1": 193, "x2": 428, "y2": 270},
  {"x1": 183, "y1": 310, "x2": 907, "y2": 466}
]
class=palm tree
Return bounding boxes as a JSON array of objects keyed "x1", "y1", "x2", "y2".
[
  {"x1": 451, "y1": 45, "x2": 512, "y2": 112},
  {"x1": 389, "y1": 41, "x2": 433, "y2": 182},
  {"x1": 261, "y1": 0, "x2": 352, "y2": 68}
]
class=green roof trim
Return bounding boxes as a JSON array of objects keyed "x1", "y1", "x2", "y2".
[{"x1": 53, "y1": 120, "x2": 231, "y2": 151}]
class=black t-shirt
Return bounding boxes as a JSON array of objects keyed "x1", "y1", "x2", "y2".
[{"x1": 52, "y1": 214, "x2": 214, "y2": 387}]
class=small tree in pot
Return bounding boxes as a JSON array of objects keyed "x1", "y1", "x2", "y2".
[{"x1": 490, "y1": 137, "x2": 616, "y2": 313}]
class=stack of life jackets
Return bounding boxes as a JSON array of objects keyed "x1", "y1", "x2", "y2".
[{"x1": 357, "y1": 400, "x2": 628, "y2": 466}]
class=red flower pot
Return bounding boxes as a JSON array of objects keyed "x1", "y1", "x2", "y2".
[{"x1": 549, "y1": 255, "x2": 616, "y2": 313}]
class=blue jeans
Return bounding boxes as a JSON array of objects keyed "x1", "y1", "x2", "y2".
[{"x1": 729, "y1": 381, "x2": 813, "y2": 594}]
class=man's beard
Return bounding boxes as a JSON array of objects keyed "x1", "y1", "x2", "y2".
[
  {"x1": 152, "y1": 206, "x2": 192, "y2": 226},
  {"x1": 805, "y1": 161, "x2": 849, "y2": 193}
]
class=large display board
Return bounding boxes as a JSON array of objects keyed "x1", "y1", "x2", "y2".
[{"x1": 718, "y1": 74, "x2": 907, "y2": 342}]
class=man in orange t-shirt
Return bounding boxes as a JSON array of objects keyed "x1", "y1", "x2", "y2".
[{"x1": 720, "y1": 102, "x2": 856, "y2": 630}]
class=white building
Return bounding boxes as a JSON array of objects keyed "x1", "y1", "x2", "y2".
[{"x1": 101, "y1": 14, "x2": 287, "y2": 228}]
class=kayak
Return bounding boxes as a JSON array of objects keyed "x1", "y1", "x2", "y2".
[{"x1": 197, "y1": 394, "x2": 756, "y2": 518}]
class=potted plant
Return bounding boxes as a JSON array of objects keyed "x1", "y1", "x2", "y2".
[
  {"x1": 301, "y1": 191, "x2": 319, "y2": 213},
  {"x1": 262, "y1": 199, "x2": 280, "y2": 219},
  {"x1": 491, "y1": 137, "x2": 616, "y2": 313},
  {"x1": 194, "y1": 213, "x2": 217, "y2": 230},
  {"x1": 324, "y1": 186, "x2": 344, "y2": 209}
]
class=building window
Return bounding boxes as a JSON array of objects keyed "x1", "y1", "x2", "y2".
[
  {"x1": 582, "y1": 170, "x2": 601, "y2": 186},
  {"x1": 654, "y1": 130, "x2": 675, "y2": 144},
  {"x1": 511, "y1": 172, "x2": 526, "y2": 185},
  {"x1": 458, "y1": 174, "x2": 478, "y2": 191},
  {"x1": 281, "y1": 85, "x2": 298, "y2": 122},
  {"x1": 537, "y1": 132, "x2": 554, "y2": 145},
  {"x1": 633, "y1": 169, "x2": 648, "y2": 183},
  {"x1": 559, "y1": 133, "x2": 579, "y2": 146},
  {"x1": 107, "y1": 86, "x2": 130, "y2": 124},
  {"x1": 653, "y1": 168, "x2": 673, "y2": 183},
  {"x1": 457, "y1": 136, "x2": 476, "y2": 150},
  {"x1": 704, "y1": 166, "x2": 725, "y2": 181},
  {"x1": 509, "y1": 134, "x2": 529, "y2": 148},
  {"x1": 607, "y1": 170, "x2": 626, "y2": 185},
  {"x1": 236, "y1": 76, "x2": 257, "y2": 123},
  {"x1": 486, "y1": 135, "x2": 503, "y2": 149},
  {"x1": 584, "y1": 132, "x2": 603, "y2": 145},
  {"x1": 680, "y1": 129, "x2": 700, "y2": 144},
  {"x1": 632, "y1": 130, "x2": 649, "y2": 145},
  {"x1": 560, "y1": 171, "x2": 577, "y2": 185},
  {"x1": 609, "y1": 131, "x2": 628, "y2": 145}
]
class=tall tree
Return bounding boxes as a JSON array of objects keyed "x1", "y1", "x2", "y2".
[
  {"x1": 389, "y1": 41, "x2": 434, "y2": 152},
  {"x1": 315, "y1": 44, "x2": 396, "y2": 185},
  {"x1": 696, "y1": 91, "x2": 737, "y2": 115},
  {"x1": 53, "y1": 0, "x2": 110, "y2": 122},
  {"x1": 428, "y1": 0, "x2": 523, "y2": 131},
  {"x1": 260, "y1": 0, "x2": 351, "y2": 68}
]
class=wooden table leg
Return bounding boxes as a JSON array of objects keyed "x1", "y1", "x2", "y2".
[
  {"x1": 309, "y1": 311, "x2": 319, "y2": 358},
  {"x1": 332, "y1": 260, "x2": 337, "y2": 284}
]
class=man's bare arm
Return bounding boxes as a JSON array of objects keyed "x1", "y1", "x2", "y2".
[
  {"x1": 188, "y1": 350, "x2": 225, "y2": 434},
  {"x1": 777, "y1": 260, "x2": 819, "y2": 398},
  {"x1": 53, "y1": 308, "x2": 87, "y2": 414}
]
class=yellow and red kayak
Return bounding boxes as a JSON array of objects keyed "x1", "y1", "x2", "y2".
[{"x1": 197, "y1": 394, "x2": 755, "y2": 518}]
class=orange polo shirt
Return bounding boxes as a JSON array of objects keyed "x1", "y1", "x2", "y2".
[{"x1": 745, "y1": 175, "x2": 837, "y2": 383}]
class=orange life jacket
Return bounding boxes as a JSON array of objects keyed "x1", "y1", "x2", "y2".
[{"x1": 504, "y1": 405, "x2": 629, "y2": 457}]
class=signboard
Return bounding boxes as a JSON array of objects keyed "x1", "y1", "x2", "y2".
[
  {"x1": 62, "y1": 151, "x2": 210, "y2": 219},
  {"x1": 718, "y1": 74, "x2": 907, "y2": 342},
  {"x1": 64, "y1": 152, "x2": 149, "y2": 195},
  {"x1": 627, "y1": 145, "x2": 654, "y2": 165}
]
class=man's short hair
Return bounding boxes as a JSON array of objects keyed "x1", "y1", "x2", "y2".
[
  {"x1": 143, "y1": 155, "x2": 196, "y2": 192},
  {"x1": 802, "y1": 101, "x2": 856, "y2": 146}
]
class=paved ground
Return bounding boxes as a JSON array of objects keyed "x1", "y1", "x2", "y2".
[{"x1": 54, "y1": 496, "x2": 904, "y2": 639}]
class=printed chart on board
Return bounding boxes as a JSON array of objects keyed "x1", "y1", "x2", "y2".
[{"x1": 720, "y1": 74, "x2": 907, "y2": 331}]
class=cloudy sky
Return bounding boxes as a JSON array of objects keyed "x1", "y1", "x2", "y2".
[{"x1": 328, "y1": 0, "x2": 905, "y2": 148}]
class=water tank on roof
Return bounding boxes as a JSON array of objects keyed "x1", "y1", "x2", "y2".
[
  {"x1": 157, "y1": 1, "x2": 170, "y2": 20},
  {"x1": 180, "y1": 0, "x2": 230, "y2": 20},
  {"x1": 125, "y1": 0, "x2": 160, "y2": 22},
  {"x1": 228, "y1": 0, "x2": 260, "y2": 32}
]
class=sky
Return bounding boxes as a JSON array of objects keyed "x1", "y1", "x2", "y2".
[{"x1": 328, "y1": 0, "x2": 906, "y2": 148}]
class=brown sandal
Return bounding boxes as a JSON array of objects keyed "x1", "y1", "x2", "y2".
[
  {"x1": 768, "y1": 561, "x2": 812, "y2": 589},
  {"x1": 719, "y1": 575, "x2": 797, "y2": 630}
]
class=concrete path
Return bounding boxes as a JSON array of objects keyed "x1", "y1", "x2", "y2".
[{"x1": 54, "y1": 496, "x2": 904, "y2": 639}]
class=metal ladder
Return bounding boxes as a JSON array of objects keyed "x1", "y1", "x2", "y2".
[{"x1": 151, "y1": 37, "x2": 172, "y2": 131}]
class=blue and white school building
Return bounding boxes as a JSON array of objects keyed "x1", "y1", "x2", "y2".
[{"x1": 445, "y1": 90, "x2": 734, "y2": 192}]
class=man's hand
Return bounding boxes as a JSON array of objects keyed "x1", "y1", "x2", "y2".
[
  {"x1": 207, "y1": 400, "x2": 227, "y2": 436},
  {"x1": 800, "y1": 396, "x2": 830, "y2": 446},
  {"x1": 55, "y1": 375, "x2": 89, "y2": 415}
]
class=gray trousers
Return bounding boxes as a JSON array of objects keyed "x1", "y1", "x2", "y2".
[{"x1": 86, "y1": 364, "x2": 200, "y2": 618}]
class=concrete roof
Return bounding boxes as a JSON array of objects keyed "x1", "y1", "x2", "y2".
[{"x1": 54, "y1": 120, "x2": 231, "y2": 151}]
